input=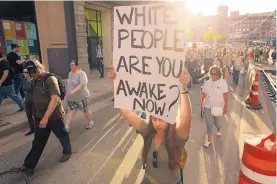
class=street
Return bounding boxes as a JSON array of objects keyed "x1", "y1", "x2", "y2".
[
  {"x1": 0, "y1": 80, "x2": 245, "y2": 184},
  {"x1": 0, "y1": 1, "x2": 276, "y2": 183}
]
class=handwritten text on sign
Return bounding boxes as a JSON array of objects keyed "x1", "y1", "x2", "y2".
[{"x1": 113, "y1": 4, "x2": 189, "y2": 123}]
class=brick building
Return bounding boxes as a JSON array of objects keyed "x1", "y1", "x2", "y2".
[{"x1": 228, "y1": 11, "x2": 276, "y2": 43}]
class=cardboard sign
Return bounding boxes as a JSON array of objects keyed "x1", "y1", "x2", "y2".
[{"x1": 113, "y1": 3, "x2": 189, "y2": 123}]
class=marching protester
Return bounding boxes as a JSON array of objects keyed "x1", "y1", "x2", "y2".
[
  {"x1": 7, "y1": 44, "x2": 26, "y2": 99},
  {"x1": 233, "y1": 51, "x2": 244, "y2": 86},
  {"x1": 64, "y1": 60, "x2": 95, "y2": 132},
  {"x1": 186, "y1": 44, "x2": 200, "y2": 88},
  {"x1": 214, "y1": 58, "x2": 230, "y2": 80},
  {"x1": 96, "y1": 44, "x2": 104, "y2": 78},
  {"x1": 108, "y1": 65, "x2": 192, "y2": 184},
  {"x1": 201, "y1": 66, "x2": 228, "y2": 148},
  {"x1": 254, "y1": 46, "x2": 260, "y2": 63},
  {"x1": 0, "y1": 52, "x2": 24, "y2": 112},
  {"x1": 22, "y1": 68, "x2": 36, "y2": 136},
  {"x1": 198, "y1": 56, "x2": 230, "y2": 83},
  {"x1": 15, "y1": 59, "x2": 71, "y2": 174}
]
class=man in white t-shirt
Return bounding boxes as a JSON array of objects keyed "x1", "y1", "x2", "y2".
[{"x1": 201, "y1": 66, "x2": 228, "y2": 148}]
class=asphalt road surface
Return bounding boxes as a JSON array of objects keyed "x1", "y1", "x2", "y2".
[{"x1": 0, "y1": 81, "x2": 242, "y2": 184}]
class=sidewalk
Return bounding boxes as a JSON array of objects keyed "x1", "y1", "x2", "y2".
[
  {"x1": 0, "y1": 70, "x2": 113, "y2": 138},
  {"x1": 238, "y1": 63, "x2": 275, "y2": 158}
]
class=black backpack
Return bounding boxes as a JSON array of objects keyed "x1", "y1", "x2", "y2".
[{"x1": 41, "y1": 73, "x2": 66, "y2": 100}]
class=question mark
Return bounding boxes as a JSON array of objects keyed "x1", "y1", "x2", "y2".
[{"x1": 167, "y1": 85, "x2": 180, "y2": 117}]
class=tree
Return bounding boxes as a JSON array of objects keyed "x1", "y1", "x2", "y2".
[{"x1": 204, "y1": 29, "x2": 220, "y2": 43}]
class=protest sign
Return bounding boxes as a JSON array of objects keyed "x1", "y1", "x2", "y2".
[{"x1": 113, "y1": 3, "x2": 189, "y2": 123}]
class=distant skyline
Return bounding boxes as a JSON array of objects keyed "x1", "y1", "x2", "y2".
[{"x1": 185, "y1": 0, "x2": 276, "y2": 16}]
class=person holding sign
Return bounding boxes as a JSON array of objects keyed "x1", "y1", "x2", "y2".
[{"x1": 108, "y1": 66, "x2": 192, "y2": 184}]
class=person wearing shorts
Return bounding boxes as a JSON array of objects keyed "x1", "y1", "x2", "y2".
[{"x1": 64, "y1": 60, "x2": 95, "y2": 132}]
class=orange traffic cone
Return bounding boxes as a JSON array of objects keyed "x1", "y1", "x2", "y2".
[
  {"x1": 238, "y1": 133, "x2": 276, "y2": 184},
  {"x1": 246, "y1": 72, "x2": 262, "y2": 110},
  {"x1": 245, "y1": 84, "x2": 254, "y2": 105}
]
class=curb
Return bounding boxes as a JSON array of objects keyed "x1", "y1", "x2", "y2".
[{"x1": 0, "y1": 91, "x2": 113, "y2": 139}]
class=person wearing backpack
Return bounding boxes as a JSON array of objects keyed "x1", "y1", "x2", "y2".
[
  {"x1": 0, "y1": 52, "x2": 24, "y2": 112},
  {"x1": 108, "y1": 65, "x2": 191, "y2": 184},
  {"x1": 14, "y1": 59, "x2": 71, "y2": 175}
]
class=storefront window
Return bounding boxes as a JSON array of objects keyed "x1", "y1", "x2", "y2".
[{"x1": 85, "y1": 9, "x2": 102, "y2": 43}]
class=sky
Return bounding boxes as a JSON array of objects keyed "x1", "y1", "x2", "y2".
[{"x1": 184, "y1": 0, "x2": 277, "y2": 15}]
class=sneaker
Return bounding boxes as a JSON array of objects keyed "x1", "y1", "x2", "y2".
[
  {"x1": 60, "y1": 154, "x2": 71, "y2": 163},
  {"x1": 64, "y1": 127, "x2": 70, "y2": 133},
  {"x1": 203, "y1": 142, "x2": 212, "y2": 148},
  {"x1": 86, "y1": 121, "x2": 95, "y2": 129},
  {"x1": 217, "y1": 132, "x2": 222, "y2": 137},
  {"x1": 25, "y1": 130, "x2": 34, "y2": 136},
  {"x1": 17, "y1": 108, "x2": 25, "y2": 112}
]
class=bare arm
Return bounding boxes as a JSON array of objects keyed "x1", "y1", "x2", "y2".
[
  {"x1": 0, "y1": 70, "x2": 8, "y2": 85},
  {"x1": 120, "y1": 109, "x2": 142, "y2": 129},
  {"x1": 42, "y1": 95, "x2": 59, "y2": 120},
  {"x1": 176, "y1": 93, "x2": 192, "y2": 140},
  {"x1": 201, "y1": 93, "x2": 207, "y2": 107},
  {"x1": 224, "y1": 71, "x2": 230, "y2": 81},
  {"x1": 223, "y1": 92, "x2": 228, "y2": 113}
]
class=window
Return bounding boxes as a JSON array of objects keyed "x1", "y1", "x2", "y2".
[{"x1": 86, "y1": 9, "x2": 102, "y2": 43}]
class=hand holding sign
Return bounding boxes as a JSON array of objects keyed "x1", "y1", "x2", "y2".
[
  {"x1": 108, "y1": 65, "x2": 117, "y2": 80},
  {"x1": 179, "y1": 69, "x2": 190, "y2": 91}
]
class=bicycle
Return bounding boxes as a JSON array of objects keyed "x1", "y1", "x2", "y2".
[{"x1": 0, "y1": 168, "x2": 30, "y2": 184}]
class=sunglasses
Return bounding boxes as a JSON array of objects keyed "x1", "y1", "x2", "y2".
[
  {"x1": 23, "y1": 72, "x2": 28, "y2": 74},
  {"x1": 152, "y1": 151, "x2": 157, "y2": 168}
]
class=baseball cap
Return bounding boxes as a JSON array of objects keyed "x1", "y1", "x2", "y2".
[
  {"x1": 25, "y1": 60, "x2": 38, "y2": 74},
  {"x1": 11, "y1": 44, "x2": 20, "y2": 49}
]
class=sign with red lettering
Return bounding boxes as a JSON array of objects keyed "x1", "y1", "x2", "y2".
[{"x1": 113, "y1": 3, "x2": 189, "y2": 123}]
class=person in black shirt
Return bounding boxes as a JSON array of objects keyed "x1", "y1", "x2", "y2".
[
  {"x1": 0, "y1": 52, "x2": 24, "y2": 111},
  {"x1": 7, "y1": 44, "x2": 26, "y2": 99}
]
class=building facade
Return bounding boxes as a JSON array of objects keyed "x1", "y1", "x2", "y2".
[{"x1": 228, "y1": 11, "x2": 276, "y2": 43}]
